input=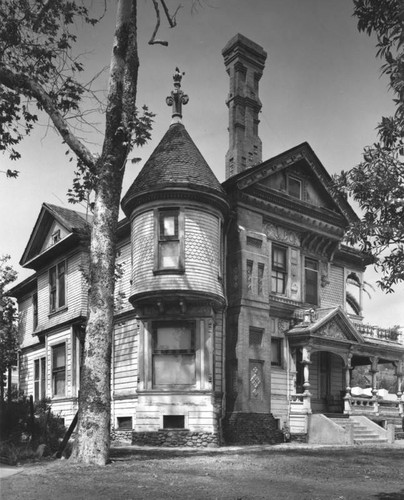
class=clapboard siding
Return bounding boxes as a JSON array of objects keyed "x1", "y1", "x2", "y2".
[
  {"x1": 114, "y1": 239, "x2": 132, "y2": 314},
  {"x1": 35, "y1": 251, "x2": 87, "y2": 333},
  {"x1": 214, "y1": 313, "x2": 224, "y2": 392},
  {"x1": 18, "y1": 293, "x2": 39, "y2": 349},
  {"x1": 113, "y1": 318, "x2": 138, "y2": 396}
]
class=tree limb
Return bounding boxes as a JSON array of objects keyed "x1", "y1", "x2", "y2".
[
  {"x1": 0, "y1": 64, "x2": 96, "y2": 170},
  {"x1": 149, "y1": 0, "x2": 181, "y2": 46}
]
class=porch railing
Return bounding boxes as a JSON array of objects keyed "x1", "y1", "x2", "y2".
[
  {"x1": 346, "y1": 395, "x2": 404, "y2": 416},
  {"x1": 355, "y1": 323, "x2": 402, "y2": 344}
]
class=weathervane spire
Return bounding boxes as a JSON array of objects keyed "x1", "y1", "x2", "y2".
[{"x1": 166, "y1": 67, "x2": 189, "y2": 124}]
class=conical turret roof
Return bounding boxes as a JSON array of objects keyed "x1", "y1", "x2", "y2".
[{"x1": 122, "y1": 122, "x2": 227, "y2": 215}]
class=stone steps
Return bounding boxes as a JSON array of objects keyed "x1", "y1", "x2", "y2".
[{"x1": 328, "y1": 416, "x2": 388, "y2": 445}]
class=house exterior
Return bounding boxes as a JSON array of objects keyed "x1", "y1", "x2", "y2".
[{"x1": 10, "y1": 34, "x2": 404, "y2": 447}]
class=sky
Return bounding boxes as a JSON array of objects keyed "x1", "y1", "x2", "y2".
[{"x1": 1, "y1": 0, "x2": 403, "y2": 328}]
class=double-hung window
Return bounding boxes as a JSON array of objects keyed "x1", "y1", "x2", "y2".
[
  {"x1": 34, "y1": 357, "x2": 46, "y2": 401},
  {"x1": 271, "y1": 245, "x2": 287, "y2": 294},
  {"x1": 49, "y1": 261, "x2": 66, "y2": 312},
  {"x1": 156, "y1": 209, "x2": 184, "y2": 271},
  {"x1": 152, "y1": 322, "x2": 195, "y2": 388},
  {"x1": 52, "y1": 343, "x2": 66, "y2": 397},
  {"x1": 271, "y1": 338, "x2": 283, "y2": 367},
  {"x1": 304, "y1": 257, "x2": 319, "y2": 305}
]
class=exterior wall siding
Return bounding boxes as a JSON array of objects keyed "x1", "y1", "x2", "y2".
[
  {"x1": 130, "y1": 205, "x2": 225, "y2": 301},
  {"x1": 321, "y1": 264, "x2": 345, "y2": 308}
]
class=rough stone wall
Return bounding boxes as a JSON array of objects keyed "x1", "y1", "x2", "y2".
[
  {"x1": 223, "y1": 412, "x2": 283, "y2": 445},
  {"x1": 132, "y1": 431, "x2": 220, "y2": 447}
]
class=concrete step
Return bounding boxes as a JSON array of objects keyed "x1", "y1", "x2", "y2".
[{"x1": 326, "y1": 415, "x2": 389, "y2": 445}]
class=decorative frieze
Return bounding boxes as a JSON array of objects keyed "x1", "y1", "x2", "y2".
[{"x1": 264, "y1": 222, "x2": 300, "y2": 246}]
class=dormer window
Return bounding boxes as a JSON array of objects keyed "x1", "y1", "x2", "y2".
[
  {"x1": 155, "y1": 209, "x2": 184, "y2": 273},
  {"x1": 52, "y1": 230, "x2": 61, "y2": 245},
  {"x1": 288, "y1": 176, "x2": 302, "y2": 199}
]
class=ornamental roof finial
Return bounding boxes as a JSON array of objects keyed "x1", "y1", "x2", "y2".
[{"x1": 166, "y1": 67, "x2": 189, "y2": 124}]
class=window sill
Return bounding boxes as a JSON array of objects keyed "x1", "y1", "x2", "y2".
[
  {"x1": 48, "y1": 306, "x2": 68, "y2": 318},
  {"x1": 153, "y1": 269, "x2": 185, "y2": 276}
]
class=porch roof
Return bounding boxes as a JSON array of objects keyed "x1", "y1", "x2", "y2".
[{"x1": 286, "y1": 307, "x2": 404, "y2": 362}]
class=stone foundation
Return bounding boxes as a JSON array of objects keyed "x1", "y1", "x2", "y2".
[
  {"x1": 132, "y1": 430, "x2": 220, "y2": 447},
  {"x1": 223, "y1": 413, "x2": 283, "y2": 445},
  {"x1": 111, "y1": 429, "x2": 133, "y2": 443}
]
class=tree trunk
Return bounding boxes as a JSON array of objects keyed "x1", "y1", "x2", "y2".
[
  {"x1": 7, "y1": 366, "x2": 12, "y2": 401},
  {"x1": 71, "y1": 0, "x2": 138, "y2": 465}
]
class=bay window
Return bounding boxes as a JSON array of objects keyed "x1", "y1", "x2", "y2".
[{"x1": 152, "y1": 322, "x2": 195, "y2": 388}]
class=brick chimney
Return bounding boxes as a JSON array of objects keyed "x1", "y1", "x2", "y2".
[{"x1": 222, "y1": 34, "x2": 267, "y2": 179}]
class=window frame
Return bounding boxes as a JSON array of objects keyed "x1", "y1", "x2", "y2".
[
  {"x1": 34, "y1": 357, "x2": 46, "y2": 401},
  {"x1": 154, "y1": 208, "x2": 185, "y2": 274},
  {"x1": 33, "y1": 292, "x2": 38, "y2": 330},
  {"x1": 52, "y1": 343, "x2": 66, "y2": 397},
  {"x1": 49, "y1": 261, "x2": 66, "y2": 313},
  {"x1": 271, "y1": 245, "x2": 287, "y2": 295},
  {"x1": 271, "y1": 337, "x2": 283, "y2": 367},
  {"x1": 151, "y1": 321, "x2": 196, "y2": 389},
  {"x1": 287, "y1": 176, "x2": 302, "y2": 199},
  {"x1": 304, "y1": 257, "x2": 319, "y2": 305}
]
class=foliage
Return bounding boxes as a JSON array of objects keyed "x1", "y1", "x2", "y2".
[
  {"x1": 0, "y1": 256, "x2": 18, "y2": 399},
  {"x1": 0, "y1": 396, "x2": 66, "y2": 464},
  {"x1": 333, "y1": 0, "x2": 404, "y2": 292},
  {"x1": 0, "y1": 0, "x2": 181, "y2": 464}
]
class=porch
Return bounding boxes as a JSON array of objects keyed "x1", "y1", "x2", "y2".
[{"x1": 285, "y1": 307, "x2": 404, "y2": 437}]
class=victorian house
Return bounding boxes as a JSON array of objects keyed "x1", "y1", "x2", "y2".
[{"x1": 10, "y1": 34, "x2": 404, "y2": 446}]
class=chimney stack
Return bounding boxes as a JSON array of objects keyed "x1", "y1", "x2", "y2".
[{"x1": 222, "y1": 34, "x2": 267, "y2": 179}]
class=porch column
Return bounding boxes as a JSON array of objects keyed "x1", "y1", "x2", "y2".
[
  {"x1": 343, "y1": 353, "x2": 353, "y2": 414},
  {"x1": 302, "y1": 346, "x2": 312, "y2": 413},
  {"x1": 370, "y1": 356, "x2": 379, "y2": 396},
  {"x1": 394, "y1": 361, "x2": 404, "y2": 416},
  {"x1": 370, "y1": 356, "x2": 379, "y2": 415}
]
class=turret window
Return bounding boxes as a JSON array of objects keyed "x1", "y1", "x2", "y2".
[{"x1": 155, "y1": 209, "x2": 184, "y2": 272}]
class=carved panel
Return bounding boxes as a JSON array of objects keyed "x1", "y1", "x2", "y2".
[
  {"x1": 316, "y1": 319, "x2": 348, "y2": 341},
  {"x1": 264, "y1": 222, "x2": 300, "y2": 246},
  {"x1": 250, "y1": 362, "x2": 263, "y2": 400}
]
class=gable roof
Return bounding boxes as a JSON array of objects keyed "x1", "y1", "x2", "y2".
[
  {"x1": 122, "y1": 123, "x2": 228, "y2": 215},
  {"x1": 20, "y1": 203, "x2": 92, "y2": 269},
  {"x1": 287, "y1": 306, "x2": 364, "y2": 344},
  {"x1": 222, "y1": 142, "x2": 358, "y2": 225}
]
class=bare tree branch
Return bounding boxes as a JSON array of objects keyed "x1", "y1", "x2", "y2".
[
  {"x1": 160, "y1": 0, "x2": 181, "y2": 28},
  {"x1": 149, "y1": 0, "x2": 181, "y2": 46},
  {"x1": 0, "y1": 64, "x2": 96, "y2": 169}
]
